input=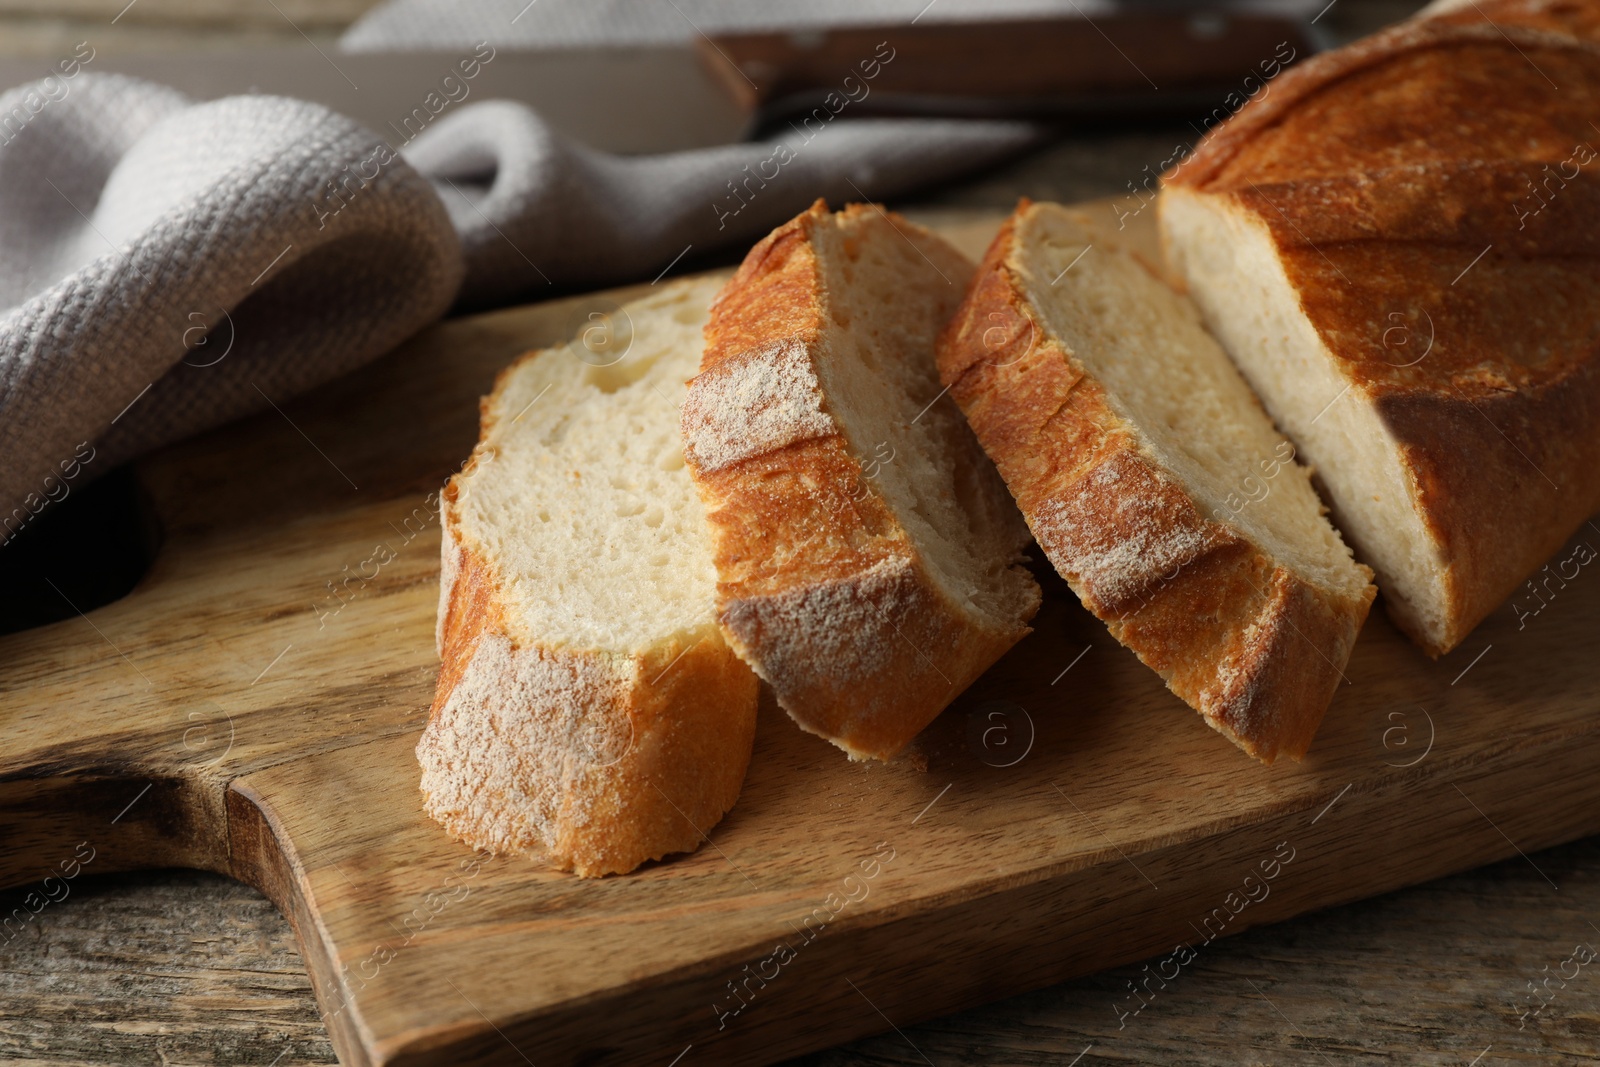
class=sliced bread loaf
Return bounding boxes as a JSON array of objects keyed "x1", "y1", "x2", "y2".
[
  {"x1": 420, "y1": 275, "x2": 760, "y2": 877},
  {"x1": 938, "y1": 201, "x2": 1375, "y2": 762},
  {"x1": 681, "y1": 201, "x2": 1040, "y2": 761}
]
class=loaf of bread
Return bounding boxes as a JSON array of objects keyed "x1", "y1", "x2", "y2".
[
  {"x1": 938, "y1": 201, "x2": 1375, "y2": 762},
  {"x1": 419, "y1": 276, "x2": 759, "y2": 877},
  {"x1": 1161, "y1": 0, "x2": 1600, "y2": 656},
  {"x1": 682, "y1": 201, "x2": 1040, "y2": 761},
  {"x1": 1424, "y1": 0, "x2": 1600, "y2": 35}
]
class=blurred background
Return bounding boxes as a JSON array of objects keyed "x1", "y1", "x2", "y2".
[{"x1": 0, "y1": 0, "x2": 1418, "y2": 55}]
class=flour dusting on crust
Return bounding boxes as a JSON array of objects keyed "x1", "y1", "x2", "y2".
[
  {"x1": 419, "y1": 635, "x2": 626, "y2": 859},
  {"x1": 681, "y1": 337, "x2": 835, "y2": 474},
  {"x1": 722, "y1": 554, "x2": 923, "y2": 689},
  {"x1": 1032, "y1": 451, "x2": 1219, "y2": 612}
]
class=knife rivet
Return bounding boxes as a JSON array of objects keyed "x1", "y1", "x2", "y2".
[{"x1": 1188, "y1": 12, "x2": 1228, "y2": 40}]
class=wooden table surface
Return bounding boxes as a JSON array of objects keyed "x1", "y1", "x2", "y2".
[{"x1": 13, "y1": 2, "x2": 1589, "y2": 1065}]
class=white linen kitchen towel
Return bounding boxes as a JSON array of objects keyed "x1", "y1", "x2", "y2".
[
  {"x1": 0, "y1": 72, "x2": 463, "y2": 547},
  {"x1": 412, "y1": 103, "x2": 1038, "y2": 308},
  {"x1": 0, "y1": 67, "x2": 1035, "y2": 544}
]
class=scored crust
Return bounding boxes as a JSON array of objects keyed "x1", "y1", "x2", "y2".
[
  {"x1": 936, "y1": 202, "x2": 1375, "y2": 763},
  {"x1": 681, "y1": 201, "x2": 1040, "y2": 761},
  {"x1": 420, "y1": 316, "x2": 759, "y2": 878},
  {"x1": 1161, "y1": 6, "x2": 1600, "y2": 656}
]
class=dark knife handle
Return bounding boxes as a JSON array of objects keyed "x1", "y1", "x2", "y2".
[{"x1": 697, "y1": 14, "x2": 1311, "y2": 119}]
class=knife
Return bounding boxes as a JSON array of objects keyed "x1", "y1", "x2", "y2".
[
  {"x1": 0, "y1": 47, "x2": 748, "y2": 155},
  {"x1": 700, "y1": 12, "x2": 1322, "y2": 136},
  {"x1": 0, "y1": 10, "x2": 1322, "y2": 157}
]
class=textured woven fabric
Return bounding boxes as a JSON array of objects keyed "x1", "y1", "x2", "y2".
[
  {"x1": 0, "y1": 72, "x2": 463, "y2": 544},
  {"x1": 412, "y1": 102, "x2": 1037, "y2": 308},
  {"x1": 0, "y1": 66, "x2": 1035, "y2": 542}
]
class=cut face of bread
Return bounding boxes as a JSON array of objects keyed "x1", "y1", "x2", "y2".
[
  {"x1": 938, "y1": 201, "x2": 1374, "y2": 762},
  {"x1": 682, "y1": 201, "x2": 1040, "y2": 761},
  {"x1": 420, "y1": 275, "x2": 759, "y2": 877},
  {"x1": 1161, "y1": 10, "x2": 1600, "y2": 656},
  {"x1": 1160, "y1": 189, "x2": 1444, "y2": 647}
]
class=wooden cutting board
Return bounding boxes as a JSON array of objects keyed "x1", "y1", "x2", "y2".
[{"x1": 4, "y1": 206, "x2": 1599, "y2": 1067}]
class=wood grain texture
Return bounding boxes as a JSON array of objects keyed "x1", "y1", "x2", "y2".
[
  {"x1": 11, "y1": 838, "x2": 1600, "y2": 1066},
  {"x1": 4, "y1": 205, "x2": 1600, "y2": 1066},
  {"x1": 0, "y1": 869, "x2": 338, "y2": 1066},
  {"x1": 796, "y1": 832, "x2": 1600, "y2": 1066}
]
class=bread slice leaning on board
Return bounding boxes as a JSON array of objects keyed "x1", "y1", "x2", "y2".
[
  {"x1": 682, "y1": 201, "x2": 1041, "y2": 761},
  {"x1": 938, "y1": 201, "x2": 1375, "y2": 763},
  {"x1": 419, "y1": 275, "x2": 759, "y2": 878},
  {"x1": 1161, "y1": 0, "x2": 1600, "y2": 657}
]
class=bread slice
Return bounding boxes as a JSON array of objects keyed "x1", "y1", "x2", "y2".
[
  {"x1": 1161, "y1": 8, "x2": 1600, "y2": 656},
  {"x1": 419, "y1": 275, "x2": 759, "y2": 877},
  {"x1": 938, "y1": 201, "x2": 1375, "y2": 762},
  {"x1": 680, "y1": 201, "x2": 1040, "y2": 761}
]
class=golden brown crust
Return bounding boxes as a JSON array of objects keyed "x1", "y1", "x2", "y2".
[
  {"x1": 683, "y1": 201, "x2": 1038, "y2": 761},
  {"x1": 936, "y1": 203, "x2": 1373, "y2": 763},
  {"x1": 433, "y1": 479, "x2": 497, "y2": 675},
  {"x1": 1170, "y1": 19, "x2": 1600, "y2": 192},
  {"x1": 1165, "y1": 5, "x2": 1600, "y2": 653},
  {"x1": 1426, "y1": 0, "x2": 1600, "y2": 42},
  {"x1": 420, "y1": 346, "x2": 758, "y2": 878}
]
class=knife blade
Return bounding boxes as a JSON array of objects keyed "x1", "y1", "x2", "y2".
[{"x1": 0, "y1": 46, "x2": 748, "y2": 155}]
